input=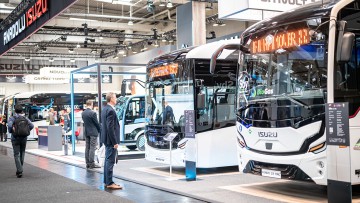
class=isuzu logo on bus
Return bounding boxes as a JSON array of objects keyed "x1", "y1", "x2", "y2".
[
  {"x1": 3, "y1": 0, "x2": 48, "y2": 45},
  {"x1": 258, "y1": 132, "x2": 278, "y2": 138}
]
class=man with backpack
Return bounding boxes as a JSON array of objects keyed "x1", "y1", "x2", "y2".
[{"x1": 8, "y1": 104, "x2": 34, "y2": 178}]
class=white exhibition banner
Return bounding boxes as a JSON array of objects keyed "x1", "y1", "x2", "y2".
[
  {"x1": 24, "y1": 74, "x2": 69, "y2": 84},
  {"x1": 39, "y1": 67, "x2": 90, "y2": 79},
  {"x1": 219, "y1": 0, "x2": 320, "y2": 21}
]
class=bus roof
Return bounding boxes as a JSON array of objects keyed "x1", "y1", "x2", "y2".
[
  {"x1": 242, "y1": 0, "x2": 335, "y2": 38},
  {"x1": 147, "y1": 39, "x2": 239, "y2": 68}
]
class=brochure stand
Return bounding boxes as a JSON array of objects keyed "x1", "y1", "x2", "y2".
[{"x1": 163, "y1": 132, "x2": 178, "y2": 177}]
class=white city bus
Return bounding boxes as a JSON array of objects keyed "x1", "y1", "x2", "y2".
[
  {"x1": 216, "y1": 0, "x2": 360, "y2": 185},
  {"x1": 145, "y1": 39, "x2": 239, "y2": 168}
]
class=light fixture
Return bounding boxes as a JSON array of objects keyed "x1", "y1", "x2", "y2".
[
  {"x1": 111, "y1": 0, "x2": 133, "y2": 6},
  {"x1": 206, "y1": 3, "x2": 213, "y2": 10},
  {"x1": 113, "y1": 55, "x2": 119, "y2": 59},
  {"x1": 68, "y1": 48, "x2": 74, "y2": 53},
  {"x1": 40, "y1": 47, "x2": 47, "y2": 52},
  {"x1": 70, "y1": 59, "x2": 76, "y2": 63},
  {"x1": 61, "y1": 35, "x2": 67, "y2": 41},
  {"x1": 159, "y1": 0, "x2": 165, "y2": 7},
  {"x1": 213, "y1": 21, "x2": 219, "y2": 27},
  {"x1": 166, "y1": 0, "x2": 173, "y2": 8},
  {"x1": 91, "y1": 49, "x2": 97, "y2": 54},
  {"x1": 153, "y1": 41, "x2": 159, "y2": 47},
  {"x1": 24, "y1": 57, "x2": 30, "y2": 62},
  {"x1": 128, "y1": 20, "x2": 133, "y2": 26},
  {"x1": 49, "y1": 58, "x2": 54, "y2": 62},
  {"x1": 99, "y1": 35, "x2": 104, "y2": 40},
  {"x1": 76, "y1": 43, "x2": 81, "y2": 48},
  {"x1": 168, "y1": 38, "x2": 174, "y2": 43}
]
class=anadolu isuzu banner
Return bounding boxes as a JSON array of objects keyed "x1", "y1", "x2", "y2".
[{"x1": 0, "y1": 0, "x2": 78, "y2": 56}]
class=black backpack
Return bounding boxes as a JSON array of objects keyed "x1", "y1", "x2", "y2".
[{"x1": 12, "y1": 116, "x2": 30, "y2": 138}]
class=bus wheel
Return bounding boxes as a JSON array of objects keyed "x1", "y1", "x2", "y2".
[
  {"x1": 126, "y1": 145, "x2": 137, "y2": 150},
  {"x1": 136, "y1": 134, "x2": 145, "y2": 151}
]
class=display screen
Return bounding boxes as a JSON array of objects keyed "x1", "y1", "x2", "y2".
[
  {"x1": 250, "y1": 28, "x2": 310, "y2": 54},
  {"x1": 149, "y1": 63, "x2": 178, "y2": 79}
]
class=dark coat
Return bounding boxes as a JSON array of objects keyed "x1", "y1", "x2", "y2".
[
  {"x1": 100, "y1": 105, "x2": 120, "y2": 147},
  {"x1": 81, "y1": 108, "x2": 100, "y2": 137},
  {"x1": 0, "y1": 119, "x2": 6, "y2": 133}
]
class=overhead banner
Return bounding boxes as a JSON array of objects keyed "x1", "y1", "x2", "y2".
[
  {"x1": 0, "y1": 74, "x2": 112, "y2": 84},
  {"x1": 219, "y1": 0, "x2": 319, "y2": 21},
  {"x1": 40, "y1": 67, "x2": 90, "y2": 78},
  {"x1": 0, "y1": 59, "x2": 88, "y2": 74},
  {"x1": 0, "y1": 0, "x2": 78, "y2": 56}
]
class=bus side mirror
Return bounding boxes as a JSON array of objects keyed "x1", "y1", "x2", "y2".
[
  {"x1": 197, "y1": 93, "x2": 206, "y2": 110},
  {"x1": 337, "y1": 32, "x2": 355, "y2": 63},
  {"x1": 210, "y1": 44, "x2": 244, "y2": 74},
  {"x1": 121, "y1": 83, "x2": 126, "y2": 97}
]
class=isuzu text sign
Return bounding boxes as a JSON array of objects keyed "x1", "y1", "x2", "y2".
[
  {"x1": 0, "y1": 0, "x2": 78, "y2": 56},
  {"x1": 4, "y1": 0, "x2": 48, "y2": 45}
]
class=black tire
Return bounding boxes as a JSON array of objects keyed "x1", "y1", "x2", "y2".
[
  {"x1": 126, "y1": 145, "x2": 137, "y2": 150},
  {"x1": 136, "y1": 134, "x2": 145, "y2": 151}
]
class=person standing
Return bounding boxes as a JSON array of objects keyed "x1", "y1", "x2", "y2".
[
  {"x1": 101, "y1": 92, "x2": 122, "y2": 190},
  {"x1": 48, "y1": 108, "x2": 55, "y2": 125},
  {"x1": 162, "y1": 101, "x2": 174, "y2": 125},
  {"x1": 82, "y1": 100, "x2": 101, "y2": 169},
  {"x1": 8, "y1": 104, "x2": 34, "y2": 178},
  {"x1": 1, "y1": 115, "x2": 7, "y2": 142}
]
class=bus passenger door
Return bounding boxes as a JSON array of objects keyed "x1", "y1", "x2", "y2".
[{"x1": 123, "y1": 97, "x2": 146, "y2": 141}]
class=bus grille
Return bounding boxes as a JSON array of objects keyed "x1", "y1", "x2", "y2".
[{"x1": 244, "y1": 161, "x2": 313, "y2": 182}]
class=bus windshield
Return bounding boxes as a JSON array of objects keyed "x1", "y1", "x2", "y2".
[
  {"x1": 238, "y1": 19, "x2": 329, "y2": 127},
  {"x1": 146, "y1": 62, "x2": 194, "y2": 128}
]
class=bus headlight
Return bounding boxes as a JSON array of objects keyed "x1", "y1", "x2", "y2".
[
  {"x1": 178, "y1": 140, "x2": 187, "y2": 149},
  {"x1": 309, "y1": 142, "x2": 326, "y2": 154},
  {"x1": 237, "y1": 136, "x2": 247, "y2": 148}
]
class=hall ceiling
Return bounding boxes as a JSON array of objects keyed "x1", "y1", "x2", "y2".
[{"x1": 0, "y1": 0, "x2": 219, "y2": 61}]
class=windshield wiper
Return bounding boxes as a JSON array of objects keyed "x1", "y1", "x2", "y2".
[{"x1": 281, "y1": 93, "x2": 311, "y2": 110}]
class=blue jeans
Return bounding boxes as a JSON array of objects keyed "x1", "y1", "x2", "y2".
[
  {"x1": 103, "y1": 146, "x2": 116, "y2": 185},
  {"x1": 12, "y1": 138, "x2": 27, "y2": 173}
]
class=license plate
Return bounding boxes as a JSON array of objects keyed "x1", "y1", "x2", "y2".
[{"x1": 261, "y1": 169, "x2": 281, "y2": 179}]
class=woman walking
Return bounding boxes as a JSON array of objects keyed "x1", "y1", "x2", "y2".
[{"x1": 0, "y1": 115, "x2": 7, "y2": 142}]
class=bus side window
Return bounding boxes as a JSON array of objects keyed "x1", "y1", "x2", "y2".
[{"x1": 334, "y1": 36, "x2": 360, "y2": 117}]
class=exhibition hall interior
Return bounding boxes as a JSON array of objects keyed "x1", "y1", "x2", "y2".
[{"x1": 0, "y1": 0, "x2": 359, "y2": 202}]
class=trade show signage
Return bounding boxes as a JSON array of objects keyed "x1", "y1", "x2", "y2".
[
  {"x1": 0, "y1": 59, "x2": 87, "y2": 74},
  {"x1": 219, "y1": 0, "x2": 319, "y2": 21},
  {"x1": 325, "y1": 103, "x2": 350, "y2": 146},
  {"x1": 40, "y1": 67, "x2": 90, "y2": 79},
  {"x1": 184, "y1": 110, "x2": 196, "y2": 181},
  {"x1": 0, "y1": 0, "x2": 78, "y2": 56},
  {"x1": 0, "y1": 74, "x2": 111, "y2": 84}
]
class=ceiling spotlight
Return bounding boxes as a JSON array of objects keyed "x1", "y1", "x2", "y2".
[
  {"x1": 166, "y1": 0, "x2": 173, "y2": 8},
  {"x1": 147, "y1": 0, "x2": 155, "y2": 13},
  {"x1": 159, "y1": 0, "x2": 165, "y2": 7},
  {"x1": 76, "y1": 43, "x2": 81, "y2": 48},
  {"x1": 61, "y1": 35, "x2": 67, "y2": 41},
  {"x1": 70, "y1": 59, "x2": 76, "y2": 63},
  {"x1": 219, "y1": 21, "x2": 226, "y2": 26},
  {"x1": 206, "y1": 3, "x2": 213, "y2": 10},
  {"x1": 82, "y1": 23, "x2": 88, "y2": 36},
  {"x1": 91, "y1": 49, "x2": 97, "y2": 54},
  {"x1": 40, "y1": 47, "x2": 47, "y2": 52},
  {"x1": 128, "y1": 20, "x2": 134, "y2": 26},
  {"x1": 68, "y1": 48, "x2": 74, "y2": 53},
  {"x1": 213, "y1": 21, "x2": 219, "y2": 27},
  {"x1": 86, "y1": 38, "x2": 95, "y2": 42},
  {"x1": 113, "y1": 55, "x2": 119, "y2": 59},
  {"x1": 99, "y1": 35, "x2": 104, "y2": 40},
  {"x1": 132, "y1": 49, "x2": 138, "y2": 54},
  {"x1": 49, "y1": 58, "x2": 54, "y2": 62},
  {"x1": 153, "y1": 41, "x2": 159, "y2": 47},
  {"x1": 24, "y1": 57, "x2": 30, "y2": 62}
]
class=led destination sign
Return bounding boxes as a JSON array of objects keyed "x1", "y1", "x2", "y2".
[
  {"x1": 3, "y1": 0, "x2": 48, "y2": 46},
  {"x1": 149, "y1": 63, "x2": 179, "y2": 78},
  {"x1": 251, "y1": 28, "x2": 310, "y2": 54}
]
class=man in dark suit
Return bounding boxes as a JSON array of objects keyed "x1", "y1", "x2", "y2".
[
  {"x1": 101, "y1": 92, "x2": 122, "y2": 190},
  {"x1": 162, "y1": 101, "x2": 174, "y2": 125},
  {"x1": 82, "y1": 100, "x2": 101, "y2": 169}
]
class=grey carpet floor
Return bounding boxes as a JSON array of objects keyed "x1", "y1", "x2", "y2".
[{"x1": 0, "y1": 154, "x2": 133, "y2": 203}]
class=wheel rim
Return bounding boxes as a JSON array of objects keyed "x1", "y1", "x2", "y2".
[{"x1": 137, "y1": 135, "x2": 145, "y2": 151}]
